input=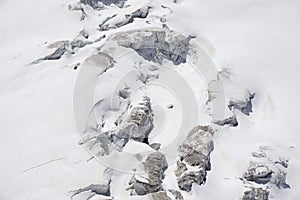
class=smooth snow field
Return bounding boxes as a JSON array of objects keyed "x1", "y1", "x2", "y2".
[{"x1": 0, "y1": 0, "x2": 299, "y2": 200}]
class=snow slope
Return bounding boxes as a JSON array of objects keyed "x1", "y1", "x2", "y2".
[{"x1": 0, "y1": 0, "x2": 300, "y2": 199}]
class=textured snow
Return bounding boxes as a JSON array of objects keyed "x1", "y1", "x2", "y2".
[{"x1": 0, "y1": 0, "x2": 300, "y2": 199}]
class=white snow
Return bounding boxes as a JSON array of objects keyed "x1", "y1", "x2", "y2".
[{"x1": 0, "y1": 0, "x2": 300, "y2": 199}]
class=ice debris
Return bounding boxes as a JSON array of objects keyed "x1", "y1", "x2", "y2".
[
  {"x1": 127, "y1": 152, "x2": 168, "y2": 195},
  {"x1": 175, "y1": 125, "x2": 214, "y2": 192}
]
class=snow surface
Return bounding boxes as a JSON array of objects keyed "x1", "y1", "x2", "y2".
[{"x1": 0, "y1": 0, "x2": 300, "y2": 199}]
